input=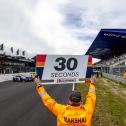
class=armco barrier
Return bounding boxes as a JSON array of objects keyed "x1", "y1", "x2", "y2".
[
  {"x1": 103, "y1": 73, "x2": 126, "y2": 84},
  {"x1": 0, "y1": 73, "x2": 33, "y2": 82}
]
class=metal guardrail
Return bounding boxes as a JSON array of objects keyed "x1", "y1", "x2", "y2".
[
  {"x1": 103, "y1": 73, "x2": 126, "y2": 84},
  {"x1": 0, "y1": 72, "x2": 34, "y2": 82}
]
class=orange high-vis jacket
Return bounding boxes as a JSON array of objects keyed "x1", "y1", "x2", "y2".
[
  {"x1": 123, "y1": 72, "x2": 126, "y2": 78},
  {"x1": 37, "y1": 84, "x2": 96, "y2": 126}
]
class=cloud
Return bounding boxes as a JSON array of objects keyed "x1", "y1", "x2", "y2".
[
  {"x1": 62, "y1": 0, "x2": 126, "y2": 33},
  {"x1": 0, "y1": 0, "x2": 126, "y2": 59},
  {"x1": 29, "y1": 0, "x2": 90, "y2": 55},
  {"x1": 0, "y1": 0, "x2": 52, "y2": 55}
]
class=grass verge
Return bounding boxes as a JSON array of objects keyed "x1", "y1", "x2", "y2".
[{"x1": 76, "y1": 78, "x2": 126, "y2": 126}]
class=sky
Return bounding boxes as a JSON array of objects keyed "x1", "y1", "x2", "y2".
[{"x1": 0, "y1": 0, "x2": 126, "y2": 59}]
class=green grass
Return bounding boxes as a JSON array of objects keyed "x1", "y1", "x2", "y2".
[{"x1": 76, "y1": 78, "x2": 126, "y2": 126}]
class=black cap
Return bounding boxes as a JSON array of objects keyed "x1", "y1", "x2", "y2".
[{"x1": 69, "y1": 91, "x2": 82, "y2": 102}]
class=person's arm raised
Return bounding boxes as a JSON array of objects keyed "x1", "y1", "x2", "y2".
[
  {"x1": 35, "y1": 78, "x2": 66, "y2": 116},
  {"x1": 84, "y1": 75, "x2": 96, "y2": 114}
]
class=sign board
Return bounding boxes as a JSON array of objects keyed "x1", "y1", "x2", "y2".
[{"x1": 36, "y1": 55, "x2": 92, "y2": 85}]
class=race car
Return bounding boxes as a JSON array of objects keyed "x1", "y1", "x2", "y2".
[
  {"x1": 13, "y1": 75, "x2": 24, "y2": 82},
  {"x1": 23, "y1": 75, "x2": 33, "y2": 82},
  {"x1": 13, "y1": 74, "x2": 34, "y2": 82}
]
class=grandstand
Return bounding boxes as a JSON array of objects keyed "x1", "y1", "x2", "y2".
[
  {"x1": 86, "y1": 29, "x2": 126, "y2": 83},
  {"x1": 0, "y1": 44, "x2": 35, "y2": 74}
]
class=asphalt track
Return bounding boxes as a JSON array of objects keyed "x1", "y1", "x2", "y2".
[{"x1": 0, "y1": 81, "x2": 72, "y2": 126}]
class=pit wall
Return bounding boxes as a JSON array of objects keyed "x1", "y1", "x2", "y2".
[
  {"x1": 0, "y1": 73, "x2": 33, "y2": 82},
  {"x1": 103, "y1": 73, "x2": 126, "y2": 84}
]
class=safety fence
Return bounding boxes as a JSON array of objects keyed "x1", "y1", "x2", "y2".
[
  {"x1": 0, "y1": 72, "x2": 33, "y2": 82},
  {"x1": 103, "y1": 72, "x2": 126, "y2": 84}
]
